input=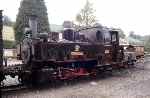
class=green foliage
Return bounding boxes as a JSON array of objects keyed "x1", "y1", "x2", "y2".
[
  {"x1": 14, "y1": 0, "x2": 50, "y2": 42},
  {"x1": 128, "y1": 31, "x2": 147, "y2": 45},
  {"x1": 118, "y1": 29, "x2": 126, "y2": 38},
  {"x1": 129, "y1": 31, "x2": 145, "y2": 41},
  {"x1": 128, "y1": 31, "x2": 150, "y2": 52},
  {"x1": 76, "y1": 0, "x2": 96, "y2": 26},
  {"x1": 145, "y1": 38, "x2": 150, "y2": 52},
  {"x1": 3, "y1": 40, "x2": 15, "y2": 49}
]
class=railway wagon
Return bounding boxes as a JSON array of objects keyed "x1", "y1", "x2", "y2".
[
  {"x1": 134, "y1": 45, "x2": 144, "y2": 59},
  {"x1": 123, "y1": 45, "x2": 144, "y2": 60}
]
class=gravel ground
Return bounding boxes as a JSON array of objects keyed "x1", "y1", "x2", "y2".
[{"x1": 2, "y1": 57, "x2": 150, "y2": 98}]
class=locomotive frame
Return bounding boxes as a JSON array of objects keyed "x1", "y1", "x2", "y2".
[
  {"x1": 15, "y1": 16, "x2": 128, "y2": 85},
  {"x1": 0, "y1": 14, "x2": 138, "y2": 86}
]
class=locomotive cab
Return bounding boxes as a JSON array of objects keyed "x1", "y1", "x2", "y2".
[
  {"x1": 102, "y1": 29, "x2": 123, "y2": 65},
  {"x1": 70, "y1": 27, "x2": 123, "y2": 66}
]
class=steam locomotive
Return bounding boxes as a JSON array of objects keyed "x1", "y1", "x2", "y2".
[{"x1": 16, "y1": 17, "x2": 135, "y2": 85}]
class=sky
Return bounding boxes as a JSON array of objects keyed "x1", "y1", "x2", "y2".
[{"x1": 0, "y1": 0, "x2": 150, "y2": 36}]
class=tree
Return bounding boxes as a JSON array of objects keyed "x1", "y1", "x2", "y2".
[
  {"x1": 76, "y1": 0, "x2": 96, "y2": 27},
  {"x1": 129, "y1": 31, "x2": 135, "y2": 38},
  {"x1": 145, "y1": 37, "x2": 150, "y2": 52},
  {"x1": 129, "y1": 31, "x2": 144, "y2": 40},
  {"x1": 14, "y1": 0, "x2": 50, "y2": 42},
  {"x1": 3, "y1": 40, "x2": 15, "y2": 49},
  {"x1": 118, "y1": 29, "x2": 126, "y2": 39}
]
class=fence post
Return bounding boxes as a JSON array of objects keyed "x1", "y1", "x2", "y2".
[{"x1": 0, "y1": 10, "x2": 3, "y2": 97}]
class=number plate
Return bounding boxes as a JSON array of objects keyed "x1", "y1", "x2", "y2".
[
  {"x1": 71, "y1": 52, "x2": 84, "y2": 55},
  {"x1": 105, "y1": 50, "x2": 110, "y2": 54}
]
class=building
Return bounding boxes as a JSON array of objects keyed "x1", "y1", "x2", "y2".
[
  {"x1": 3, "y1": 26, "x2": 15, "y2": 41},
  {"x1": 3, "y1": 49, "x2": 17, "y2": 58}
]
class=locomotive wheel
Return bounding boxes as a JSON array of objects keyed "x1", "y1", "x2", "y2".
[
  {"x1": 0, "y1": 72, "x2": 5, "y2": 82},
  {"x1": 30, "y1": 70, "x2": 50, "y2": 86},
  {"x1": 19, "y1": 72, "x2": 32, "y2": 85}
]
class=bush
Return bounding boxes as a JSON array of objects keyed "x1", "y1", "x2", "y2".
[{"x1": 3, "y1": 40, "x2": 15, "y2": 49}]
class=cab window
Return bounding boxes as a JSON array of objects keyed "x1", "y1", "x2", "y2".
[
  {"x1": 104, "y1": 31, "x2": 111, "y2": 43},
  {"x1": 96, "y1": 30, "x2": 103, "y2": 42},
  {"x1": 112, "y1": 33, "x2": 117, "y2": 42}
]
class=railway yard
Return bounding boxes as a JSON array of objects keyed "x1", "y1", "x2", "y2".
[
  {"x1": 1, "y1": 0, "x2": 150, "y2": 98},
  {"x1": 0, "y1": 5, "x2": 149, "y2": 98},
  {"x1": 1, "y1": 56, "x2": 150, "y2": 98}
]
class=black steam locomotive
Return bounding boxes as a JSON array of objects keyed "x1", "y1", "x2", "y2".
[{"x1": 15, "y1": 16, "x2": 133, "y2": 85}]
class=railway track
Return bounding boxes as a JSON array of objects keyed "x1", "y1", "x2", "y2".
[
  {"x1": 1, "y1": 56, "x2": 149, "y2": 92},
  {"x1": 0, "y1": 68, "x2": 139, "y2": 92},
  {"x1": 1, "y1": 84, "x2": 28, "y2": 92}
]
